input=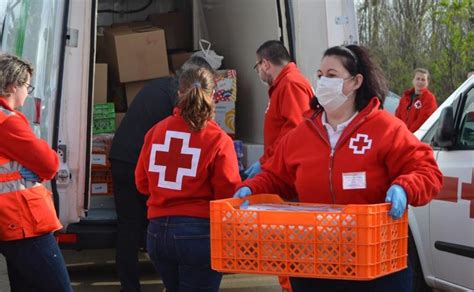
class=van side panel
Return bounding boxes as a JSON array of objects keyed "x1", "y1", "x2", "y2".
[
  {"x1": 200, "y1": 0, "x2": 281, "y2": 143},
  {"x1": 291, "y1": 0, "x2": 358, "y2": 87},
  {"x1": 57, "y1": 0, "x2": 93, "y2": 225}
]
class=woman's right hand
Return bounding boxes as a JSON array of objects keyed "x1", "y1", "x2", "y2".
[
  {"x1": 20, "y1": 167, "x2": 40, "y2": 182},
  {"x1": 233, "y1": 187, "x2": 252, "y2": 208},
  {"x1": 233, "y1": 187, "x2": 252, "y2": 198}
]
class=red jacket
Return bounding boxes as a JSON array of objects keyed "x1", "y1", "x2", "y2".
[
  {"x1": 244, "y1": 97, "x2": 442, "y2": 206},
  {"x1": 0, "y1": 98, "x2": 61, "y2": 240},
  {"x1": 135, "y1": 109, "x2": 242, "y2": 219},
  {"x1": 0, "y1": 99, "x2": 59, "y2": 180},
  {"x1": 261, "y1": 62, "x2": 313, "y2": 164},
  {"x1": 395, "y1": 87, "x2": 437, "y2": 132}
]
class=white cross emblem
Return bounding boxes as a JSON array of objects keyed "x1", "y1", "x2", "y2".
[
  {"x1": 414, "y1": 100, "x2": 422, "y2": 109},
  {"x1": 148, "y1": 130, "x2": 201, "y2": 190},
  {"x1": 349, "y1": 134, "x2": 372, "y2": 155}
]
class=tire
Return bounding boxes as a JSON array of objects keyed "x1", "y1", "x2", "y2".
[{"x1": 409, "y1": 229, "x2": 432, "y2": 292}]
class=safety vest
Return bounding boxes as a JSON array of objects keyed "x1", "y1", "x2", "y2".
[{"x1": 0, "y1": 106, "x2": 61, "y2": 241}]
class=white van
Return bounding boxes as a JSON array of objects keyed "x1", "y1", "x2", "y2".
[
  {"x1": 410, "y1": 75, "x2": 474, "y2": 291},
  {"x1": 0, "y1": 0, "x2": 358, "y2": 247},
  {"x1": 2, "y1": 0, "x2": 471, "y2": 291}
]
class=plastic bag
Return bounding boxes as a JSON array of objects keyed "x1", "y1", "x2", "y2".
[{"x1": 192, "y1": 39, "x2": 224, "y2": 70}]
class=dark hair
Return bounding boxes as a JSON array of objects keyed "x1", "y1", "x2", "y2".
[
  {"x1": 310, "y1": 45, "x2": 388, "y2": 111},
  {"x1": 256, "y1": 40, "x2": 291, "y2": 66},
  {"x1": 178, "y1": 56, "x2": 214, "y2": 76},
  {"x1": 177, "y1": 68, "x2": 215, "y2": 131}
]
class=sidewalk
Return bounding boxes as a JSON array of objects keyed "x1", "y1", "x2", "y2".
[{"x1": 0, "y1": 255, "x2": 9, "y2": 292}]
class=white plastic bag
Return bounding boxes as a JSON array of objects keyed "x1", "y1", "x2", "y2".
[{"x1": 192, "y1": 39, "x2": 224, "y2": 70}]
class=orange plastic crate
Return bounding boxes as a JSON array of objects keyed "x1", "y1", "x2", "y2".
[{"x1": 210, "y1": 194, "x2": 408, "y2": 280}]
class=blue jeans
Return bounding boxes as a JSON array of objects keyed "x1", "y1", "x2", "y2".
[
  {"x1": 290, "y1": 258, "x2": 413, "y2": 292},
  {"x1": 147, "y1": 216, "x2": 222, "y2": 292},
  {"x1": 0, "y1": 233, "x2": 72, "y2": 292}
]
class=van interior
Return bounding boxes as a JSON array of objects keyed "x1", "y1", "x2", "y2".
[{"x1": 72, "y1": 0, "x2": 290, "y2": 248}]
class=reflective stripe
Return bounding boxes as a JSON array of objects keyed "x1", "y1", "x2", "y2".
[
  {"x1": 0, "y1": 172, "x2": 22, "y2": 182},
  {"x1": 0, "y1": 106, "x2": 14, "y2": 116},
  {"x1": 0, "y1": 178, "x2": 24, "y2": 194},
  {"x1": 0, "y1": 158, "x2": 26, "y2": 193}
]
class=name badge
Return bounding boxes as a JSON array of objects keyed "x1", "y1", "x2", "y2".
[{"x1": 342, "y1": 172, "x2": 366, "y2": 190}]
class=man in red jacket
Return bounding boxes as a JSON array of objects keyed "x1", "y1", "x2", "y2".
[
  {"x1": 245, "y1": 40, "x2": 314, "y2": 181},
  {"x1": 395, "y1": 68, "x2": 437, "y2": 132},
  {"x1": 246, "y1": 40, "x2": 314, "y2": 292}
]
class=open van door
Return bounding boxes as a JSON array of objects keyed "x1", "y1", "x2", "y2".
[
  {"x1": 4, "y1": 0, "x2": 357, "y2": 250},
  {"x1": 0, "y1": 0, "x2": 69, "y2": 224}
]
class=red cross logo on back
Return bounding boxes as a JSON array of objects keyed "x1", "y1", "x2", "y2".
[
  {"x1": 148, "y1": 131, "x2": 201, "y2": 190},
  {"x1": 349, "y1": 134, "x2": 372, "y2": 155}
]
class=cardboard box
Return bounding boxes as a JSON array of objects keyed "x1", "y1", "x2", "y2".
[
  {"x1": 105, "y1": 25, "x2": 169, "y2": 83},
  {"x1": 115, "y1": 112, "x2": 126, "y2": 129},
  {"x1": 212, "y1": 70, "x2": 237, "y2": 135},
  {"x1": 124, "y1": 80, "x2": 149, "y2": 106},
  {"x1": 168, "y1": 51, "x2": 193, "y2": 73},
  {"x1": 213, "y1": 70, "x2": 237, "y2": 103},
  {"x1": 148, "y1": 11, "x2": 192, "y2": 50},
  {"x1": 96, "y1": 34, "x2": 107, "y2": 63},
  {"x1": 94, "y1": 64, "x2": 108, "y2": 104},
  {"x1": 214, "y1": 101, "x2": 235, "y2": 135}
]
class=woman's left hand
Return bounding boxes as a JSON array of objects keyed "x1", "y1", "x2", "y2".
[
  {"x1": 20, "y1": 167, "x2": 40, "y2": 182},
  {"x1": 385, "y1": 184, "x2": 407, "y2": 219}
]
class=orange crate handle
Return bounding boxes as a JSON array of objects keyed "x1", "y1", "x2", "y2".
[
  {"x1": 216, "y1": 194, "x2": 393, "y2": 215},
  {"x1": 216, "y1": 194, "x2": 285, "y2": 210}
]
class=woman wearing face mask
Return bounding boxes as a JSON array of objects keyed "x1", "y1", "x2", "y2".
[{"x1": 233, "y1": 45, "x2": 443, "y2": 292}]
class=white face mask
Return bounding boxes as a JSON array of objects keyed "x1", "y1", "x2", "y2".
[{"x1": 315, "y1": 76, "x2": 349, "y2": 113}]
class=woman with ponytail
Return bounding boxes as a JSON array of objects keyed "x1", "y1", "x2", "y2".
[{"x1": 135, "y1": 67, "x2": 241, "y2": 292}]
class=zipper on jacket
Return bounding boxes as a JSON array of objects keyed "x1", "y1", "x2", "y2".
[
  {"x1": 329, "y1": 147, "x2": 335, "y2": 203},
  {"x1": 309, "y1": 115, "x2": 368, "y2": 204},
  {"x1": 305, "y1": 118, "x2": 335, "y2": 203}
]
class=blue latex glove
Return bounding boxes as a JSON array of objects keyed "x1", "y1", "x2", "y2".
[
  {"x1": 233, "y1": 187, "x2": 252, "y2": 199},
  {"x1": 385, "y1": 184, "x2": 408, "y2": 219},
  {"x1": 20, "y1": 167, "x2": 40, "y2": 182},
  {"x1": 233, "y1": 187, "x2": 252, "y2": 208},
  {"x1": 244, "y1": 161, "x2": 261, "y2": 179}
]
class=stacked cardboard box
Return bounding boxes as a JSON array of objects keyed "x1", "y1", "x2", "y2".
[
  {"x1": 93, "y1": 64, "x2": 108, "y2": 104},
  {"x1": 91, "y1": 134, "x2": 114, "y2": 195},
  {"x1": 104, "y1": 22, "x2": 171, "y2": 110},
  {"x1": 213, "y1": 70, "x2": 237, "y2": 136},
  {"x1": 148, "y1": 11, "x2": 192, "y2": 50},
  {"x1": 93, "y1": 103, "x2": 116, "y2": 134},
  {"x1": 90, "y1": 12, "x2": 195, "y2": 196},
  {"x1": 168, "y1": 51, "x2": 193, "y2": 74}
]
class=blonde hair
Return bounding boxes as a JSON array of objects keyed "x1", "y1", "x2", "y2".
[
  {"x1": 0, "y1": 53, "x2": 34, "y2": 97},
  {"x1": 177, "y1": 68, "x2": 215, "y2": 131}
]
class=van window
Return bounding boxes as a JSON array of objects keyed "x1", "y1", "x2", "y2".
[
  {"x1": 457, "y1": 87, "x2": 474, "y2": 149},
  {"x1": 1, "y1": 1, "x2": 66, "y2": 143}
]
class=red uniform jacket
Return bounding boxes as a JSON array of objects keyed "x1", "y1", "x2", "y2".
[
  {"x1": 135, "y1": 109, "x2": 242, "y2": 219},
  {"x1": 244, "y1": 97, "x2": 442, "y2": 206},
  {"x1": 0, "y1": 99, "x2": 58, "y2": 180},
  {"x1": 0, "y1": 98, "x2": 61, "y2": 240},
  {"x1": 395, "y1": 87, "x2": 437, "y2": 132},
  {"x1": 261, "y1": 62, "x2": 314, "y2": 164}
]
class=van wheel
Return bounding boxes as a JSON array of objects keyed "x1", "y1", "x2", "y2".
[{"x1": 409, "y1": 229, "x2": 432, "y2": 292}]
